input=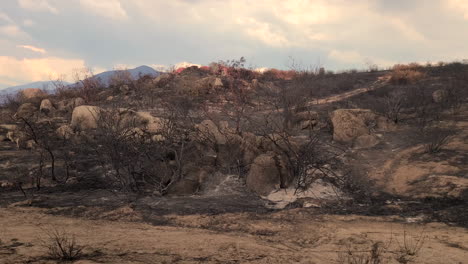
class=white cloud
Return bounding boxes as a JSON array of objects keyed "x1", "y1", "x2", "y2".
[
  {"x1": 0, "y1": 12, "x2": 14, "y2": 24},
  {"x1": 387, "y1": 17, "x2": 425, "y2": 42},
  {"x1": 17, "y1": 45, "x2": 47, "y2": 54},
  {"x1": 272, "y1": 0, "x2": 341, "y2": 25},
  {"x1": 0, "y1": 56, "x2": 86, "y2": 86},
  {"x1": 18, "y1": 0, "x2": 59, "y2": 14},
  {"x1": 23, "y1": 19, "x2": 35, "y2": 27},
  {"x1": 236, "y1": 17, "x2": 290, "y2": 47},
  {"x1": 328, "y1": 49, "x2": 395, "y2": 68},
  {"x1": 0, "y1": 25, "x2": 29, "y2": 38},
  {"x1": 329, "y1": 49, "x2": 363, "y2": 64},
  {"x1": 150, "y1": 64, "x2": 170, "y2": 72},
  {"x1": 175, "y1": 62, "x2": 201, "y2": 69},
  {"x1": 79, "y1": 0, "x2": 128, "y2": 20},
  {"x1": 447, "y1": 0, "x2": 468, "y2": 20}
]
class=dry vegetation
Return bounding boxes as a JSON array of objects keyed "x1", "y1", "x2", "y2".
[{"x1": 0, "y1": 60, "x2": 467, "y2": 263}]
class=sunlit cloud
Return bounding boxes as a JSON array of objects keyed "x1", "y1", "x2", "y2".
[
  {"x1": 17, "y1": 45, "x2": 47, "y2": 54},
  {"x1": 0, "y1": 25, "x2": 29, "y2": 38},
  {"x1": 79, "y1": 0, "x2": 128, "y2": 20},
  {"x1": 0, "y1": 56, "x2": 86, "y2": 87},
  {"x1": 23, "y1": 19, "x2": 35, "y2": 27},
  {"x1": 18, "y1": 0, "x2": 59, "y2": 14},
  {"x1": 387, "y1": 17, "x2": 426, "y2": 42},
  {"x1": 0, "y1": 12, "x2": 14, "y2": 24},
  {"x1": 448, "y1": 0, "x2": 468, "y2": 20},
  {"x1": 236, "y1": 17, "x2": 290, "y2": 47}
]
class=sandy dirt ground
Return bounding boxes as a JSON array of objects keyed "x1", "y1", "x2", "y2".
[{"x1": 1, "y1": 206, "x2": 467, "y2": 264}]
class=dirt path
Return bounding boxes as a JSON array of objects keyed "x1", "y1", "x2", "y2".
[
  {"x1": 259, "y1": 77, "x2": 388, "y2": 115},
  {"x1": 308, "y1": 78, "x2": 387, "y2": 106},
  {"x1": 1, "y1": 207, "x2": 467, "y2": 263}
]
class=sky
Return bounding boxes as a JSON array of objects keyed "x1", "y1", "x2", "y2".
[{"x1": 0, "y1": 0, "x2": 468, "y2": 89}]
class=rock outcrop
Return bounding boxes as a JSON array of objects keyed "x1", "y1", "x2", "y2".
[
  {"x1": 56, "y1": 124, "x2": 74, "y2": 140},
  {"x1": 70, "y1": 105, "x2": 102, "y2": 131},
  {"x1": 330, "y1": 109, "x2": 394, "y2": 148},
  {"x1": 19, "y1": 88, "x2": 45, "y2": 99},
  {"x1": 246, "y1": 153, "x2": 290, "y2": 196},
  {"x1": 39, "y1": 99, "x2": 55, "y2": 115},
  {"x1": 14, "y1": 103, "x2": 37, "y2": 119}
]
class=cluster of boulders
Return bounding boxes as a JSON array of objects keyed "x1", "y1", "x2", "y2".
[
  {"x1": 0, "y1": 80, "x2": 397, "y2": 201},
  {"x1": 1, "y1": 99, "x2": 396, "y2": 197},
  {"x1": 330, "y1": 109, "x2": 395, "y2": 149}
]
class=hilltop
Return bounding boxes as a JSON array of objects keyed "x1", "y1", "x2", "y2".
[{"x1": 0, "y1": 61, "x2": 467, "y2": 263}]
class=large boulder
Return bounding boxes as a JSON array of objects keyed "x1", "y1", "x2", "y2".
[
  {"x1": 196, "y1": 120, "x2": 227, "y2": 145},
  {"x1": 14, "y1": 103, "x2": 37, "y2": 119},
  {"x1": 56, "y1": 124, "x2": 74, "y2": 140},
  {"x1": 57, "y1": 97, "x2": 85, "y2": 112},
  {"x1": 172, "y1": 74, "x2": 222, "y2": 95},
  {"x1": 166, "y1": 166, "x2": 210, "y2": 196},
  {"x1": 295, "y1": 111, "x2": 319, "y2": 130},
  {"x1": 330, "y1": 109, "x2": 394, "y2": 145},
  {"x1": 240, "y1": 132, "x2": 260, "y2": 165},
  {"x1": 118, "y1": 110, "x2": 164, "y2": 133},
  {"x1": 246, "y1": 153, "x2": 289, "y2": 196},
  {"x1": 70, "y1": 105, "x2": 102, "y2": 131},
  {"x1": 19, "y1": 88, "x2": 45, "y2": 99},
  {"x1": 39, "y1": 99, "x2": 55, "y2": 115}
]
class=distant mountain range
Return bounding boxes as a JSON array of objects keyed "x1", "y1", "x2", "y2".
[
  {"x1": 90, "y1": 65, "x2": 160, "y2": 86},
  {"x1": 0, "y1": 66, "x2": 161, "y2": 101},
  {"x1": 0, "y1": 80, "x2": 70, "y2": 97}
]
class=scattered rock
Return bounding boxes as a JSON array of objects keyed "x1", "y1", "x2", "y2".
[
  {"x1": 39, "y1": 99, "x2": 55, "y2": 115},
  {"x1": 14, "y1": 103, "x2": 37, "y2": 119},
  {"x1": 353, "y1": 134, "x2": 380, "y2": 149},
  {"x1": 196, "y1": 120, "x2": 226, "y2": 145},
  {"x1": 432, "y1": 89, "x2": 448, "y2": 103},
  {"x1": 70, "y1": 105, "x2": 102, "y2": 131},
  {"x1": 56, "y1": 124, "x2": 74, "y2": 140},
  {"x1": 330, "y1": 109, "x2": 394, "y2": 146},
  {"x1": 263, "y1": 179, "x2": 346, "y2": 209},
  {"x1": 246, "y1": 153, "x2": 282, "y2": 196}
]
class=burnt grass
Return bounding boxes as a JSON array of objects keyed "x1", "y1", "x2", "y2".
[
  {"x1": 1, "y1": 63, "x2": 468, "y2": 230},
  {"x1": 1, "y1": 182, "x2": 468, "y2": 228}
]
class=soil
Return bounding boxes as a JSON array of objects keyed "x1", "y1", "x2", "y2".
[{"x1": 1, "y1": 205, "x2": 467, "y2": 264}]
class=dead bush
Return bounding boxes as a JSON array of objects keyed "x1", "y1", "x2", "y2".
[
  {"x1": 395, "y1": 230, "x2": 426, "y2": 264},
  {"x1": 90, "y1": 104, "x2": 199, "y2": 193},
  {"x1": 253, "y1": 112, "x2": 343, "y2": 193},
  {"x1": 420, "y1": 126, "x2": 454, "y2": 154},
  {"x1": 262, "y1": 69, "x2": 297, "y2": 80},
  {"x1": 337, "y1": 242, "x2": 388, "y2": 264},
  {"x1": 389, "y1": 64, "x2": 426, "y2": 85},
  {"x1": 71, "y1": 67, "x2": 104, "y2": 102},
  {"x1": 383, "y1": 90, "x2": 405, "y2": 124},
  {"x1": 339, "y1": 169, "x2": 377, "y2": 203},
  {"x1": 40, "y1": 228, "x2": 84, "y2": 261}
]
